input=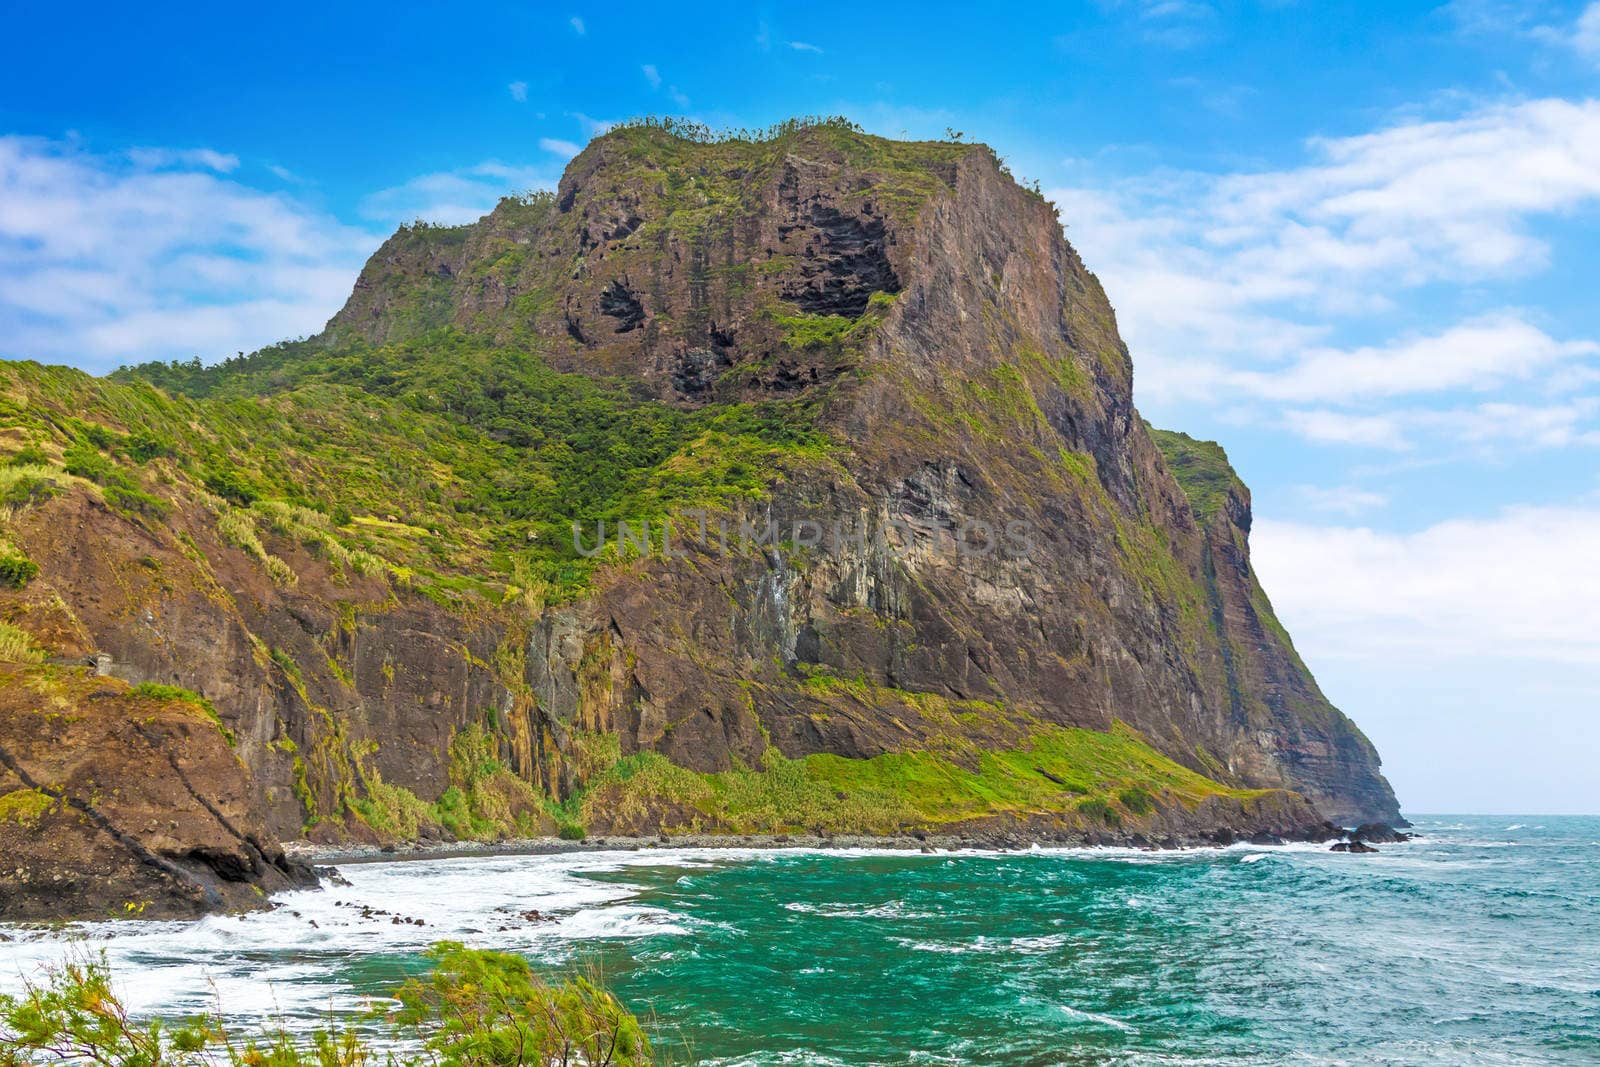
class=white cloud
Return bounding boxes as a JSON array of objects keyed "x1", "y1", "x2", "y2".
[
  {"x1": 569, "y1": 15, "x2": 585, "y2": 34},
  {"x1": 1051, "y1": 99, "x2": 1600, "y2": 398},
  {"x1": 1235, "y1": 315, "x2": 1600, "y2": 403},
  {"x1": 1281, "y1": 398, "x2": 1600, "y2": 452},
  {"x1": 1282, "y1": 410, "x2": 1409, "y2": 450},
  {"x1": 360, "y1": 161, "x2": 554, "y2": 226},
  {"x1": 641, "y1": 64, "x2": 661, "y2": 89},
  {"x1": 1524, "y1": 1, "x2": 1600, "y2": 62},
  {"x1": 1425, "y1": 398, "x2": 1600, "y2": 448},
  {"x1": 1254, "y1": 506, "x2": 1600, "y2": 665},
  {"x1": 508, "y1": 81, "x2": 528, "y2": 103},
  {"x1": 788, "y1": 41, "x2": 823, "y2": 53},
  {"x1": 1293, "y1": 484, "x2": 1389, "y2": 516},
  {"x1": 1128, "y1": 0, "x2": 1217, "y2": 48},
  {"x1": 0, "y1": 135, "x2": 375, "y2": 371},
  {"x1": 539, "y1": 137, "x2": 582, "y2": 160},
  {"x1": 1043, "y1": 99, "x2": 1600, "y2": 364},
  {"x1": 126, "y1": 147, "x2": 239, "y2": 173},
  {"x1": 1049, "y1": 96, "x2": 1600, "y2": 472},
  {"x1": 1577, "y1": 2, "x2": 1600, "y2": 59}
]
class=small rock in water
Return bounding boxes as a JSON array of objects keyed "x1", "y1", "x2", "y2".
[
  {"x1": 315, "y1": 866, "x2": 353, "y2": 886},
  {"x1": 1352, "y1": 822, "x2": 1412, "y2": 844}
]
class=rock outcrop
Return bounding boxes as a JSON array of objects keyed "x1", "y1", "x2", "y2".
[
  {"x1": 0, "y1": 666, "x2": 313, "y2": 920},
  {"x1": 0, "y1": 120, "x2": 1399, "y2": 915}
]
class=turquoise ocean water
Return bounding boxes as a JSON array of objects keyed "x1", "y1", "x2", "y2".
[{"x1": 2, "y1": 815, "x2": 1597, "y2": 1064}]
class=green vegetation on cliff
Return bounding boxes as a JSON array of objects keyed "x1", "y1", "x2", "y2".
[
  {"x1": 570, "y1": 720, "x2": 1272, "y2": 836},
  {"x1": 5, "y1": 327, "x2": 834, "y2": 606},
  {"x1": 1148, "y1": 427, "x2": 1241, "y2": 524}
]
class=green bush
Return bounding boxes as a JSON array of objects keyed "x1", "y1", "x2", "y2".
[
  {"x1": 0, "y1": 468, "x2": 56, "y2": 509},
  {"x1": 1117, "y1": 785, "x2": 1155, "y2": 816},
  {"x1": 4, "y1": 445, "x2": 48, "y2": 467},
  {"x1": 202, "y1": 466, "x2": 260, "y2": 505},
  {"x1": 74, "y1": 421, "x2": 118, "y2": 450},
  {"x1": 124, "y1": 431, "x2": 175, "y2": 463},
  {"x1": 558, "y1": 823, "x2": 587, "y2": 841},
  {"x1": 0, "y1": 944, "x2": 654, "y2": 1066},
  {"x1": 104, "y1": 484, "x2": 171, "y2": 519},
  {"x1": 0, "y1": 553, "x2": 38, "y2": 588},
  {"x1": 61, "y1": 441, "x2": 113, "y2": 484},
  {"x1": 1076, "y1": 797, "x2": 1121, "y2": 825},
  {"x1": 393, "y1": 941, "x2": 650, "y2": 1066}
]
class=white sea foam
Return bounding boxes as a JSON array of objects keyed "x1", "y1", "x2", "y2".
[
  {"x1": 782, "y1": 899, "x2": 936, "y2": 920},
  {"x1": 0, "y1": 849, "x2": 697, "y2": 1020},
  {"x1": 1057, "y1": 1004, "x2": 1138, "y2": 1033}
]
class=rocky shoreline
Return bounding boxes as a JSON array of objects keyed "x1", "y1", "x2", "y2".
[{"x1": 292, "y1": 821, "x2": 1402, "y2": 868}]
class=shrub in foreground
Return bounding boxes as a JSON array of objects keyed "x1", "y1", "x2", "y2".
[{"x1": 0, "y1": 942, "x2": 653, "y2": 1067}]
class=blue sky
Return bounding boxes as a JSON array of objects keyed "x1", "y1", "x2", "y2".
[{"x1": 3, "y1": 0, "x2": 1599, "y2": 813}]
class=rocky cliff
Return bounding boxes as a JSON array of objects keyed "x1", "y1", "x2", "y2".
[{"x1": 0, "y1": 119, "x2": 1396, "y2": 915}]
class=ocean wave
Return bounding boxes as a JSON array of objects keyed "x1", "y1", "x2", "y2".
[
  {"x1": 781, "y1": 899, "x2": 938, "y2": 920},
  {"x1": 1057, "y1": 1004, "x2": 1138, "y2": 1033}
]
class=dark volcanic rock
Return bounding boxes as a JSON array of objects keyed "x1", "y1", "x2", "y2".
[
  {"x1": 1352, "y1": 822, "x2": 1412, "y2": 843},
  {"x1": 0, "y1": 666, "x2": 314, "y2": 921}
]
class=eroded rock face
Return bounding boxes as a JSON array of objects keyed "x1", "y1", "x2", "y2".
[
  {"x1": 447, "y1": 135, "x2": 1400, "y2": 825},
  {"x1": 0, "y1": 667, "x2": 314, "y2": 921},
  {"x1": 0, "y1": 125, "x2": 1399, "y2": 896}
]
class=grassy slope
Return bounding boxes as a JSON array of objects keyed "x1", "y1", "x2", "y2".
[{"x1": 573, "y1": 720, "x2": 1272, "y2": 836}]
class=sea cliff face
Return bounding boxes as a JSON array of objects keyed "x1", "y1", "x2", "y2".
[{"x1": 0, "y1": 120, "x2": 1396, "y2": 916}]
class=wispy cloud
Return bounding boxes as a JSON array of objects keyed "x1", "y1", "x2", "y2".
[
  {"x1": 360, "y1": 160, "x2": 555, "y2": 226},
  {"x1": 508, "y1": 80, "x2": 528, "y2": 103},
  {"x1": 538, "y1": 137, "x2": 582, "y2": 160},
  {"x1": 569, "y1": 15, "x2": 585, "y2": 35},
  {"x1": 1293, "y1": 484, "x2": 1389, "y2": 516},
  {"x1": 1234, "y1": 316, "x2": 1599, "y2": 404},
  {"x1": 1281, "y1": 398, "x2": 1600, "y2": 453},
  {"x1": 1282, "y1": 410, "x2": 1410, "y2": 450},
  {"x1": 570, "y1": 112, "x2": 615, "y2": 138},
  {"x1": 1574, "y1": 2, "x2": 1600, "y2": 60},
  {"x1": 0, "y1": 136, "x2": 374, "y2": 370},
  {"x1": 1047, "y1": 96, "x2": 1600, "y2": 465},
  {"x1": 126, "y1": 147, "x2": 239, "y2": 173},
  {"x1": 1128, "y1": 0, "x2": 1218, "y2": 48},
  {"x1": 639, "y1": 64, "x2": 687, "y2": 108},
  {"x1": 788, "y1": 40, "x2": 823, "y2": 53}
]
